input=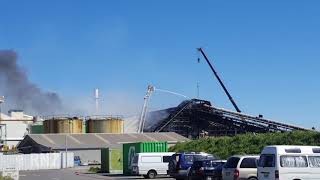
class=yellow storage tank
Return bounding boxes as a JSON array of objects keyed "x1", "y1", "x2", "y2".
[
  {"x1": 86, "y1": 117, "x2": 124, "y2": 134},
  {"x1": 44, "y1": 117, "x2": 83, "y2": 134},
  {"x1": 44, "y1": 118, "x2": 55, "y2": 133}
]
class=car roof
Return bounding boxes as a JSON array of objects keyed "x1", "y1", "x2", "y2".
[
  {"x1": 177, "y1": 152, "x2": 213, "y2": 155},
  {"x1": 194, "y1": 159, "x2": 226, "y2": 162},
  {"x1": 262, "y1": 145, "x2": 320, "y2": 154},
  {"x1": 136, "y1": 152, "x2": 175, "y2": 156},
  {"x1": 229, "y1": 155, "x2": 259, "y2": 158}
]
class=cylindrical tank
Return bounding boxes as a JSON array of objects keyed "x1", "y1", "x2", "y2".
[
  {"x1": 44, "y1": 117, "x2": 83, "y2": 134},
  {"x1": 44, "y1": 119, "x2": 55, "y2": 133},
  {"x1": 86, "y1": 117, "x2": 124, "y2": 133}
]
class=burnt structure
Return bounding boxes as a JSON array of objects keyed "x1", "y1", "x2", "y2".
[
  {"x1": 145, "y1": 48, "x2": 309, "y2": 138},
  {"x1": 144, "y1": 99, "x2": 308, "y2": 138}
]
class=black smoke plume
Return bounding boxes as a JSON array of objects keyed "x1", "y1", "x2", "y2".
[{"x1": 0, "y1": 50, "x2": 62, "y2": 115}]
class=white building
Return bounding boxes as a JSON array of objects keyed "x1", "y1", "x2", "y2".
[{"x1": 0, "y1": 110, "x2": 34, "y2": 147}]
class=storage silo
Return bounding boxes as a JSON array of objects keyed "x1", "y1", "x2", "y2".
[
  {"x1": 86, "y1": 116, "x2": 124, "y2": 133},
  {"x1": 44, "y1": 118, "x2": 55, "y2": 133},
  {"x1": 44, "y1": 117, "x2": 83, "y2": 134}
]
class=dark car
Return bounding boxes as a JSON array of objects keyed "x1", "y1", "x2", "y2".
[
  {"x1": 189, "y1": 160, "x2": 226, "y2": 180},
  {"x1": 168, "y1": 152, "x2": 217, "y2": 180}
]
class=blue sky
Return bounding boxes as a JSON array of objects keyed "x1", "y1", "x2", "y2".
[{"x1": 0, "y1": 1, "x2": 319, "y2": 128}]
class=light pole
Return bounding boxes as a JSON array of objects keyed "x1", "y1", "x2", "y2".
[
  {"x1": 0, "y1": 96, "x2": 5, "y2": 145},
  {"x1": 0, "y1": 96, "x2": 4, "y2": 120},
  {"x1": 65, "y1": 133, "x2": 68, "y2": 168}
]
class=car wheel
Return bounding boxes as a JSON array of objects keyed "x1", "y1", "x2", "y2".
[
  {"x1": 248, "y1": 177, "x2": 257, "y2": 180},
  {"x1": 147, "y1": 170, "x2": 157, "y2": 179}
]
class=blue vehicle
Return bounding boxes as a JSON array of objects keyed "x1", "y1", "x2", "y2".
[
  {"x1": 168, "y1": 152, "x2": 217, "y2": 180},
  {"x1": 74, "y1": 156, "x2": 81, "y2": 166}
]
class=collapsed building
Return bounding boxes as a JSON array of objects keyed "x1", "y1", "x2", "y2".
[{"x1": 144, "y1": 99, "x2": 308, "y2": 139}]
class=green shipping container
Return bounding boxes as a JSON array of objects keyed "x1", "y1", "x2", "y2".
[
  {"x1": 123, "y1": 141, "x2": 168, "y2": 175},
  {"x1": 101, "y1": 148, "x2": 123, "y2": 173},
  {"x1": 30, "y1": 124, "x2": 44, "y2": 134}
]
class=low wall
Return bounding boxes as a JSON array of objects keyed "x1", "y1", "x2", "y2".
[{"x1": 0, "y1": 152, "x2": 74, "y2": 171}]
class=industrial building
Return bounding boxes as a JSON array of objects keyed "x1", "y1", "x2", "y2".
[
  {"x1": 144, "y1": 99, "x2": 309, "y2": 138},
  {"x1": 0, "y1": 110, "x2": 34, "y2": 147},
  {"x1": 17, "y1": 132, "x2": 188, "y2": 164}
]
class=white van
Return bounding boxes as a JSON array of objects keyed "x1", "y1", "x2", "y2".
[
  {"x1": 131, "y1": 152, "x2": 175, "y2": 179},
  {"x1": 258, "y1": 145, "x2": 320, "y2": 180}
]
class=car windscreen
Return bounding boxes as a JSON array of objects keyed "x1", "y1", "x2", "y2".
[
  {"x1": 258, "y1": 154, "x2": 275, "y2": 167},
  {"x1": 185, "y1": 155, "x2": 194, "y2": 164},
  {"x1": 211, "y1": 161, "x2": 225, "y2": 167},
  {"x1": 224, "y1": 157, "x2": 240, "y2": 168},
  {"x1": 202, "y1": 161, "x2": 224, "y2": 167}
]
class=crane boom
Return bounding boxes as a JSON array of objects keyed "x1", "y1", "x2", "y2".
[
  {"x1": 197, "y1": 48, "x2": 241, "y2": 113},
  {"x1": 138, "y1": 85, "x2": 155, "y2": 133}
]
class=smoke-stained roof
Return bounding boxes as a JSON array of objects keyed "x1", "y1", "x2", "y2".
[{"x1": 17, "y1": 132, "x2": 189, "y2": 151}]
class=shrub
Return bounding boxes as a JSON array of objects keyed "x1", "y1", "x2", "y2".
[
  {"x1": 0, "y1": 176, "x2": 14, "y2": 180},
  {"x1": 88, "y1": 166, "x2": 101, "y2": 173},
  {"x1": 170, "y1": 131, "x2": 320, "y2": 159}
]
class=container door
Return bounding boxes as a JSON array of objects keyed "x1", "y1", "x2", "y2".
[
  {"x1": 123, "y1": 143, "x2": 140, "y2": 175},
  {"x1": 101, "y1": 148, "x2": 109, "y2": 173},
  {"x1": 110, "y1": 149, "x2": 123, "y2": 173}
]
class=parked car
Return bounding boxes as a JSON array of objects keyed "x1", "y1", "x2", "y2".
[
  {"x1": 258, "y1": 145, "x2": 320, "y2": 180},
  {"x1": 131, "y1": 152, "x2": 175, "y2": 179},
  {"x1": 168, "y1": 152, "x2": 217, "y2": 180},
  {"x1": 222, "y1": 155, "x2": 259, "y2": 180},
  {"x1": 74, "y1": 156, "x2": 81, "y2": 166},
  {"x1": 189, "y1": 159, "x2": 226, "y2": 180}
]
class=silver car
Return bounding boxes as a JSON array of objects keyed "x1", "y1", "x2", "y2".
[{"x1": 222, "y1": 155, "x2": 259, "y2": 180}]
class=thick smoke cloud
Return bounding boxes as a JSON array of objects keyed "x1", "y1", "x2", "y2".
[{"x1": 0, "y1": 50, "x2": 62, "y2": 115}]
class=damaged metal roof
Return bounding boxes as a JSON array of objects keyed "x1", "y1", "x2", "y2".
[{"x1": 17, "y1": 132, "x2": 189, "y2": 152}]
